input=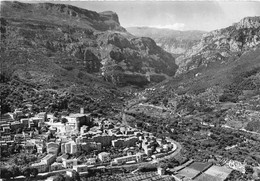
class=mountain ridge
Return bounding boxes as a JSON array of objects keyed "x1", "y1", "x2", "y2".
[
  {"x1": 127, "y1": 26, "x2": 206, "y2": 55},
  {"x1": 176, "y1": 16, "x2": 260, "y2": 75},
  {"x1": 0, "y1": 1, "x2": 178, "y2": 114},
  {"x1": 1, "y1": 1, "x2": 178, "y2": 87}
]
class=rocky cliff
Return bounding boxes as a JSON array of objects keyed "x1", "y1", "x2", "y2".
[
  {"x1": 0, "y1": 1, "x2": 178, "y2": 87},
  {"x1": 176, "y1": 16, "x2": 260, "y2": 74},
  {"x1": 127, "y1": 27, "x2": 205, "y2": 55}
]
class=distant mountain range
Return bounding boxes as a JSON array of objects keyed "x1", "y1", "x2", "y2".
[
  {"x1": 176, "y1": 16, "x2": 260, "y2": 74},
  {"x1": 127, "y1": 27, "x2": 205, "y2": 56},
  {"x1": 128, "y1": 16, "x2": 260, "y2": 134},
  {"x1": 145, "y1": 16, "x2": 260, "y2": 100}
]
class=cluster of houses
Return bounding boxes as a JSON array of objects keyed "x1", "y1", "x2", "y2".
[
  {"x1": 0, "y1": 109, "x2": 46, "y2": 150},
  {"x1": 1, "y1": 107, "x2": 177, "y2": 175}
]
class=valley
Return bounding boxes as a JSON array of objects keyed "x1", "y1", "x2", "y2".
[{"x1": 1, "y1": 1, "x2": 260, "y2": 181}]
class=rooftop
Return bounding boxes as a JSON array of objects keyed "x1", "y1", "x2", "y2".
[
  {"x1": 42, "y1": 154, "x2": 55, "y2": 160},
  {"x1": 69, "y1": 113, "x2": 90, "y2": 118}
]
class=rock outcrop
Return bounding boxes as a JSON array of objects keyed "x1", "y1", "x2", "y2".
[
  {"x1": 127, "y1": 27, "x2": 205, "y2": 55},
  {"x1": 176, "y1": 16, "x2": 260, "y2": 74},
  {"x1": 0, "y1": 1, "x2": 178, "y2": 87}
]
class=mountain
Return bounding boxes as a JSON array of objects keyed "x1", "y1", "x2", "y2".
[
  {"x1": 0, "y1": 1, "x2": 178, "y2": 114},
  {"x1": 127, "y1": 17, "x2": 260, "y2": 133},
  {"x1": 1, "y1": 1, "x2": 126, "y2": 32},
  {"x1": 126, "y1": 27, "x2": 205, "y2": 56},
  {"x1": 176, "y1": 16, "x2": 260, "y2": 74},
  {"x1": 0, "y1": 1, "x2": 178, "y2": 88}
]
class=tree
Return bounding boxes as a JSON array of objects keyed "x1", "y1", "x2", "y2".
[
  {"x1": 30, "y1": 167, "x2": 38, "y2": 178},
  {"x1": 72, "y1": 170, "x2": 81, "y2": 181},
  {"x1": 53, "y1": 173, "x2": 65, "y2": 181},
  {"x1": 22, "y1": 167, "x2": 31, "y2": 178},
  {"x1": 61, "y1": 118, "x2": 68, "y2": 124},
  {"x1": 10, "y1": 165, "x2": 21, "y2": 178},
  {"x1": 16, "y1": 127, "x2": 22, "y2": 134},
  {"x1": 1, "y1": 168, "x2": 13, "y2": 180},
  {"x1": 245, "y1": 165, "x2": 254, "y2": 175}
]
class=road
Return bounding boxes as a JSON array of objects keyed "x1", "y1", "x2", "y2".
[{"x1": 202, "y1": 122, "x2": 260, "y2": 135}]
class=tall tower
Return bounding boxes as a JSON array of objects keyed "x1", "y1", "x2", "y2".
[{"x1": 80, "y1": 108, "x2": 84, "y2": 114}]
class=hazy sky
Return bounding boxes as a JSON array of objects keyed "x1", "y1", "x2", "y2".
[{"x1": 20, "y1": 0, "x2": 260, "y2": 31}]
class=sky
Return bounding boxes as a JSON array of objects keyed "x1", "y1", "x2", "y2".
[{"x1": 19, "y1": 0, "x2": 260, "y2": 31}]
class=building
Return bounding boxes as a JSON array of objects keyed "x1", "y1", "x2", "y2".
[
  {"x1": 31, "y1": 162, "x2": 48, "y2": 173},
  {"x1": 41, "y1": 154, "x2": 56, "y2": 165},
  {"x1": 30, "y1": 117, "x2": 44, "y2": 127},
  {"x1": 86, "y1": 158, "x2": 96, "y2": 165},
  {"x1": 157, "y1": 167, "x2": 166, "y2": 176},
  {"x1": 73, "y1": 164, "x2": 88, "y2": 173},
  {"x1": 62, "y1": 158, "x2": 77, "y2": 168},
  {"x1": 81, "y1": 142, "x2": 101, "y2": 152},
  {"x1": 112, "y1": 139, "x2": 124, "y2": 147},
  {"x1": 48, "y1": 147, "x2": 59, "y2": 155},
  {"x1": 10, "y1": 121, "x2": 23, "y2": 130},
  {"x1": 152, "y1": 153, "x2": 166, "y2": 160},
  {"x1": 61, "y1": 143, "x2": 65, "y2": 153},
  {"x1": 64, "y1": 113, "x2": 91, "y2": 132},
  {"x1": 71, "y1": 141, "x2": 77, "y2": 154},
  {"x1": 47, "y1": 142, "x2": 60, "y2": 155},
  {"x1": 20, "y1": 118, "x2": 30, "y2": 127},
  {"x1": 36, "y1": 145, "x2": 44, "y2": 154},
  {"x1": 111, "y1": 153, "x2": 144, "y2": 165},
  {"x1": 98, "y1": 152, "x2": 110, "y2": 162},
  {"x1": 144, "y1": 147, "x2": 153, "y2": 156},
  {"x1": 65, "y1": 142, "x2": 72, "y2": 153},
  {"x1": 51, "y1": 162, "x2": 64, "y2": 171},
  {"x1": 80, "y1": 126, "x2": 88, "y2": 135}
]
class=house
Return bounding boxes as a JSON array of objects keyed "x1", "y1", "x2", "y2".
[
  {"x1": 36, "y1": 145, "x2": 44, "y2": 154},
  {"x1": 111, "y1": 153, "x2": 144, "y2": 165},
  {"x1": 86, "y1": 158, "x2": 96, "y2": 165},
  {"x1": 48, "y1": 147, "x2": 59, "y2": 155},
  {"x1": 41, "y1": 154, "x2": 56, "y2": 165},
  {"x1": 73, "y1": 164, "x2": 88, "y2": 173},
  {"x1": 98, "y1": 152, "x2": 110, "y2": 162},
  {"x1": 30, "y1": 117, "x2": 44, "y2": 127},
  {"x1": 71, "y1": 141, "x2": 77, "y2": 154},
  {"x1": 10, "y1": 121, "x2": 23, "y2": 130},
  {"x1": 144, "y1": 147, "x2": 153, "y2": 156},
  {"x1": 31, "y1": 162, "x2": 48, "y2": 173},
  {"x1": 20, "y1": 118, "x2": 30, "y2": 127},
  {"x1": 47, "y1": 142, "x2": 60, "y2": 155},
  {"x1": 61, "y1": 143, "x2": 65, "y2": 153},
  {"x1": 51, "y1": 162, "x2": 64, "y2": 171},
  {"x1": 157, "y1": 167, "x2": 166, "y2": 175},
  {"x1": 64, "y1": 113, "x2": 91, "y2": 132},
  {"x1": 80, "y1": 125, "x2": 88, "y2": 135},
  {"x1": 62, "y1": 158, "x2": 77, "y2": 168},
  {"x1": 65, "y1": 142, "x2": 72, "y2": 153}
]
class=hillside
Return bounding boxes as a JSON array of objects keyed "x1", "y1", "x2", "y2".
[
  {"x1": 123, "y1": 18, "x2": 260, "y2": 168},
  {"x1": 176, "y1": 16, "x2": 260, "y2": 74},
  {"x1": 1, "y1": 1, "x2": 178, "y2": 87},
  {"x1": 127, "y1": 27, "x2": 205, "y2": 56},
  {"x1": 0, "y1": 1, "x2": 178, "y2": 114},
  {"x1": 126, "y1": 17, "x2": 260, "y2": 136}
]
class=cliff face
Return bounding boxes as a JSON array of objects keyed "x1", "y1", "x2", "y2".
[
  {"x1": 1, "y1": 1, "x2": 126, "y2": 32},
  {"x1": 0, "y1": 1, "x2": 178, "y2": 87},
  {"x1": 127, "y1": 27, "x2": 205, "y2": 55},
  {"x1": 176, "y1": 17, "x2": 260, "y2": 74}
]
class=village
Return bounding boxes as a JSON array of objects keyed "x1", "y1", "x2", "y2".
[
  {"x1": 0, "y1": 106, "x2": 180, "y2": 180},
  {"x1": 2, "y1": 103, "x2": 259, "y2": 181}
]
